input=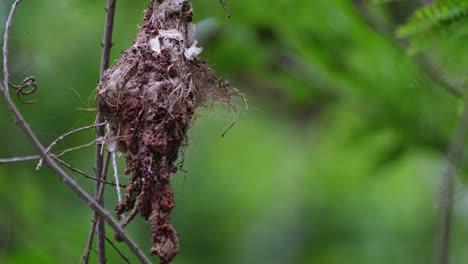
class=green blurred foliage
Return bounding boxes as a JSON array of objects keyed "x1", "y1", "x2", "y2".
[{"x1": 1, "y1": 0, "x2": 468, "y2": 263}]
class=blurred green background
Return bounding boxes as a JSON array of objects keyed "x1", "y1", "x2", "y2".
[{"x1": 1, "y1": 0, "x2": 468, "y2": 263}]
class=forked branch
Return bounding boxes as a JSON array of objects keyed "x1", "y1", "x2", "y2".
[{"x1": 36, "y1": 122, "x2": 106, "y2": 170}]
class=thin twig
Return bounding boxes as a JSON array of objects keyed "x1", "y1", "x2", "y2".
[
  {"x1": 436, "y1": 97, "x2": 468, "y2": 264},
  {"x1": 219, "y1": 0, "x2": 231, "y2": 18},
  {"x1": 119, "y1": 199, "x2": 141, "y2": 230},
  {"x1": 93, "y1": 0, "x2": 118, "y2": 263},
  {"x1": 36, "y1": 122, "x2": 106, "y2": 170},
  {"x1": 221, "y1": 122, "x2": 236, "y2": 138},
  {"x1": 0, "y1": 154, "x2": 123, "y2": 187},
  {"x1": 97, "y1": 152, "x2": 112, "y2": 257},
  {"x1": 105, "y1": 236, "x2": 131, "y2": 264},
  {"x1": 53, "y1": 156, "x2": 125, "y2": 188},
  {"x1": 0, "y1": 155, "x2": 39, "y2": 164},
  {"x1": 2, "y1": 0, "x2": 21, "y2": 93},
  {"x1": 82, "y1": 217, "x2": 98, "y2": 264},
  {"x1": 1, "y1": 2, "x2": 151, "y2": 264},
  {"x1": 0, "y1": 153, "x2": 123, "y2": 187},
  {"x1": 54, "y1": 139, "x2": 97, "y2": 158},
  {"x1": 99, "y1": 1, "x2": 117, "y2": 78},
  {"x1": 83, "y1": 152, "x2": 112, "y2": 264}
]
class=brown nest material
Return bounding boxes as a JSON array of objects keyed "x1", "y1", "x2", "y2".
[{"x1": 97, "y1": 0, "x2": 237, "y2": 263}]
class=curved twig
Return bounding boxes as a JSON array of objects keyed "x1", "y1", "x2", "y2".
[{"x1": 8, "y1": 76, "x2": 38, "y2": 103}]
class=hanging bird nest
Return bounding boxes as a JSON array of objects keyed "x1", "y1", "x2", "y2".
[{"x1": 97, "y1": 0, "x2": 237, "y2": 263}]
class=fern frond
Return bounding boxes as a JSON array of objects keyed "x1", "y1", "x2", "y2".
[
  {"x1": 404, "y1": 16, "x2": 468, "y2": 54},
  {"x1": 397, "y1": 0, "x2": 468, "y2": 38}
]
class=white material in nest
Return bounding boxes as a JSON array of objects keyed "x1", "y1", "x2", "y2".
[
  {"x1": 159, "y1": 29, "x2": 184, "y2": 41},
  {"x1": 173, "y1": 0, "x2": 186, "y2": 5},
  {"x1": 149, "y1": 37, "x2": 161, "y2": 53},
  {"x1": 184, "y1": 40, "x2": 203, "y2": 60},
  {"x1": 108, "y1": 140, "x2": 118, "y2": 153},
  {"x1": 149, "y1": 29, "x2": 185, "y2": 53},
  {"x1": 148, "y1": 26, "x2": 201, "y2": 60}
]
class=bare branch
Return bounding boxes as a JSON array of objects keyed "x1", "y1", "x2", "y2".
[
  {"x1": 436, "y1": 98, "x2": 468, "y2": 264},
  {"x1": 100, "y1": 1, "x2": 117, "y2": 78},
  {"x1": 0, "y1": 155, "x2": 39, "y2": 164},
  {"x1": 1, "y1": 2, "x2": 150, "y2": 263},
  {"x1": 93, "y1": 0, "x2": 118, "y2": 263}
]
